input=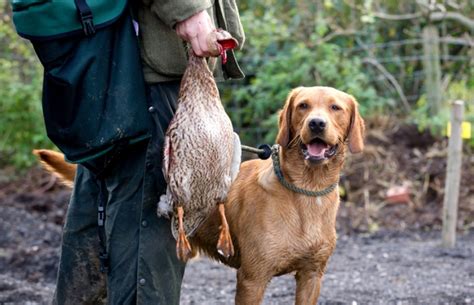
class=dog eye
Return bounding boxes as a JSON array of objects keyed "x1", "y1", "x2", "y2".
[
  {"x1": 298, "y1": 103, "x2": 308, "y2": 110},
  {"x1": 331, "y1": 104, "x2": 341, "y2": 111}
]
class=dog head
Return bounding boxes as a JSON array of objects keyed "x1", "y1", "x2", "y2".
[{"x1": 276, "y1": 86, "x2": 365, "y2": 166}]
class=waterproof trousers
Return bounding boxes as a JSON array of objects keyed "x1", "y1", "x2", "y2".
[{"x1": 53, "y1": 81, "x2": 185, "y2": 305}]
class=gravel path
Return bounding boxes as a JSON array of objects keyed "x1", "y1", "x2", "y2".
[
  {"x1": 1, "y1": 181, "x2": 473, "y2": 304},
  {"x1": 180, "y1": 231, "x2": 474, "y2": 305},
  {"x1": 1, "y1": 220, "x2": 473, "y2": 305}
]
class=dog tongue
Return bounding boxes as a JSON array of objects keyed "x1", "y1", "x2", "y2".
[{"x1": 307, "y1": 142, "x2": 328, "y2": 157}]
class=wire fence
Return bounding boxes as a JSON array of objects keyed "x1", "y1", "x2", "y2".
[
  {"x1": 230, "y1": 36, "x2": 473, "y2": 146},
  {"x1": 359, "y1": 38, "x2": 472, "y2": 104}
]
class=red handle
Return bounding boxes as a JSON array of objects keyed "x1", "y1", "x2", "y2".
[{"x1": 217, "y1": 38, "x2": 238, "y2": 64}]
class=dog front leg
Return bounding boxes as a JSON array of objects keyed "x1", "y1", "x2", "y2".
[
  {"x1": 235, "y1": 269, "x2": 269, "y2": 305},
  {"x1": 294, "y1": 270, "x2": 325, "y2": 305}
]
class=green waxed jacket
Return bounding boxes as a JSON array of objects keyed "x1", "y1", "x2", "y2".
[{"x1": 137, "y1": 0, "x2": 245, "y2": 82}]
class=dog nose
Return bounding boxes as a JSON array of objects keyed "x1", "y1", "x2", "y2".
[{"x1": 309, "y1": 118, "x2": 327, "y2": 133}]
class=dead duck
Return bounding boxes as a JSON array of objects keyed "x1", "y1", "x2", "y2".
[{"x1": 158, "y1": 30, "x2": 241, "y2": 262}]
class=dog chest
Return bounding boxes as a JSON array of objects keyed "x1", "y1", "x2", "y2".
[{"x1": 255, "y1": 197, "x2": 337, "y2": 257}]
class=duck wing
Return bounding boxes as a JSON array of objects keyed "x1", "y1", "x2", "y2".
[{"x1": 230, "y1": 132, "x2": 241, "y2": 182}]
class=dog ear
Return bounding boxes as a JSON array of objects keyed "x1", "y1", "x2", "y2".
[
  {"x1": 347, "y1": 96, "x2": 365, "y2": 153},
  {"x1": 276, "y1": 87, "x2": 301, "y2": 148}
]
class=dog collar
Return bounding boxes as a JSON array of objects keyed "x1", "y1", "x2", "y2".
[{"x1": 271, "y1": 144, "x2": 339, "y2": 197}]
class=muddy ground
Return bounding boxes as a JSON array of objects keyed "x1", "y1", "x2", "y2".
[{"x1": 0, "y1": 122, "x2": 473, "y2": 304}]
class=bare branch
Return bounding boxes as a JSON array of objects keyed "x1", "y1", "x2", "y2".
[
  {"x1": 430, "y1": 11, "x2": 474, "y2": 30},
  {"x1": 372, "y1": 11, "x2": 423, "y2": 21},
  {"x1": 440, "y1": 36, "x2": 474, "y2": 47},
  {"x1": 362, "y1": 58, "x2": 412, "y2": 113},
  {"x1": 356, "y1": 37, "x2": 411, "y2": 113},
  {"x1": 316, "y1": 29, "x2": 359, "y2": 45},
  {"x1": 372, "y1": 10, "x2": 474, "y2": 30}
]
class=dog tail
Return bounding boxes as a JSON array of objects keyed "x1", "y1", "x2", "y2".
[{"x1": 33, "y1": 149, "x2": 77, "y2": 187}]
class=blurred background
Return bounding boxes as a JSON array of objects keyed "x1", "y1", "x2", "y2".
[{"x1": 0, "y1": 0, "x2": 473, "y2": 304}]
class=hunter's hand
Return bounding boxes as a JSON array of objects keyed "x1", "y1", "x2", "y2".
[{"x1": 175, "y1": 10, "x2": 219, "y2": 57}]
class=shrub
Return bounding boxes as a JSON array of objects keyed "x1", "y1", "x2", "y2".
[
  {"x1": 412, "y1": 78, "x2": 474, "y2": 148},
  {"x1": 0, "y1": 13, "x2": 52, "y2": 168},
  {"x1": 221, "y1": 7, "x2": 387, "y2": 146}
]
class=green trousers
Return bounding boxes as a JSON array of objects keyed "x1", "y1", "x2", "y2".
[{"x1": 53, "y1": 81, "x2": 185, "y2": 305}]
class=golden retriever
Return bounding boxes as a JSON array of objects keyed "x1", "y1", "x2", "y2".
[{"x1": 35, "y1": 86, "x2": 364, "y2": 305}]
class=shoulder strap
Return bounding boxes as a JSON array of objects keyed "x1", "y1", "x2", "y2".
[{"x1": 74, "y1": 0, "x2": 96, "y2": 36}]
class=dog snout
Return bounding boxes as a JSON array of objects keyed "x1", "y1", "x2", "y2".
[{"x1": 308, "y1": 118, "x2": 327, "y2": 133}]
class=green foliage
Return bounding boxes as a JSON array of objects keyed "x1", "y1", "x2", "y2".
[
  {"x1": 1, "y1": 0, "x2": 473, "y2": 169},
  {"x1": 412, "y1": 78, "x2": 474, "y2": 147},
  {"x1": 221, "y1": 0, "x2": 473, "y2": 147},
  {"x1": 222, "y1": 5, "x2": 386, "y2": 146},
  {"x1": 0, "y1": 12, "x2": 52, "y2": 168}
]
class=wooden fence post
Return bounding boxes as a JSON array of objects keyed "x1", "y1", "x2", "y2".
[
  {"x1": 442, "y1": 100, "x2": 464, "y2": 248},
  {"x1": 422, "y1": 25, "x2": 442, "y2": 116}
]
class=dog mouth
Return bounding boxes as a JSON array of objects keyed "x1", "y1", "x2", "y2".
[{"x1": 301, "y1": 138, "x2": 338, "y2": 162}]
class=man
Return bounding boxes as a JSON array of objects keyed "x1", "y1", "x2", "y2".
[{"x1": 53, "y1": 1, "x2": 244, "y2": 304}]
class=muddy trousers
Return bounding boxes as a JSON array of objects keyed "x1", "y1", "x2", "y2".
[{"x1": 52, "y1": 81, "x2": 185, "y2": 305}]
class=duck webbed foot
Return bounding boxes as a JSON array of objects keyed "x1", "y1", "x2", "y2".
[
  {"x1": 216, "y1": 203, "x2": 234, "y2": 258},
  {"x1": 176, "y1": 206, "x2": 193, "y2": 262}
]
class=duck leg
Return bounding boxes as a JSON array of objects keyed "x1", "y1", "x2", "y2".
[
  {"x1": 216, "y1": 203, "x2": 234, "y2": 258},
  {"x1": 176, "y1": 206, "x2": 192, "y2": 262}
]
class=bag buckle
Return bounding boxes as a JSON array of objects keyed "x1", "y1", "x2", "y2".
[
  {"x1": 79, "y1": 10, "x2": 96, "y2": 36},
  {"x1": 99, "y1": 251, "x2": 109, "y2": 273},
  {"x1": 97, "y1": 205, "x2": 105, "y2": 226},
  {"x1": 74, "y1": 0, "x2": 95, "y2": 36}
]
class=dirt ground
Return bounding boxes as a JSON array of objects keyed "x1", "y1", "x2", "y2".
[
  {"x1": 181, "y1": 231, "x2": 474, "y2": 305},
  {"x1": 1, "y1": 181, "x2": 473, "y2": 305},
  {"x1": 0, "y1": 122, "x2": 473, "y2": 304}
]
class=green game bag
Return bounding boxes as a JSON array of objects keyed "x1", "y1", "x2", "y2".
[{"x1": 10, "y1": 0, "x2": 153, "y2": 165}]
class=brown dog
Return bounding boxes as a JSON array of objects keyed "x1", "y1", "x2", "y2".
[{"x1": 35, "y1": 86, "x2": 364, "y2": 305}]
